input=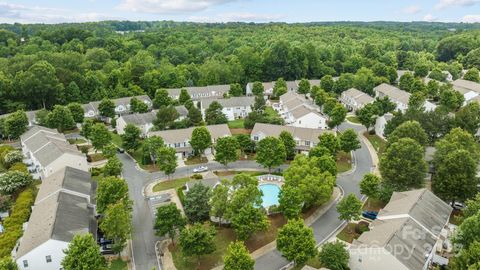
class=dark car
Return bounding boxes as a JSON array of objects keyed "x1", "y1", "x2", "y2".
[
  {"x1": 100, "y1": 243, "x2": 115, "y2": 255},
  {"x1": 117, "y1": 147, "x2": 125, "y2": 153},
  {"x1": 362, "y1": 211, "x2": 378, "y2": 220}
]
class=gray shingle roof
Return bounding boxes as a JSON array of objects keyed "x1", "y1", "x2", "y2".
[
  {"x1": 201, "y1": 97, "x2": 254, "y2": 109},
  {"x1": 251, "y1": 123, "x2": 331, "y2": 145},
  {"x1": 35, "y1": 167, "x2": 93, "y2": 204},
  {"x1": 374, "y1": 83, "x2": 411, "y2": 105},
  {"x1": 378, "y1": 189, "x2": 452, "y2": 234},
  {"x1": 119, "y1": 111, "x2": 157, "y2": 126},
  {"x1": 167, "y1": 85, "x2": 230, "y2": 98},
  {"x1": 175, "y1": 105, "x2": 189, "y2": 117},
  {"x1": 89, "y1": 95, "x2": 152, "y2": 111},
  {"x1": 452, "y1": 79, "x2": 480, "y2": 94},
  {"x1": 343, "y1": 88, "x2": 375, "y2": 106},
  {"x1": 15, "y1": 191, "x2": 94, "y2": 259}
]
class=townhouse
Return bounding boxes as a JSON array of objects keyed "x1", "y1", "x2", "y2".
[
  {"x1": 167, "y1": 85, "x2": 230, "y2": 101},
  {"x1": 278, "y1": 91, "x2": 328, "y2": 129},
  {"x1": 349, "y1": 189, "x2": 453, "y2": 270},
  {"x1": 339, "y1": 88, "x2": 375, "y2": 112},
  {"x1": 245, "y1": 79, "x2": 321, "y2": 97},
  {"x1": 451, "y1": 79, "x2": 480, "y2": 104},
  {"x1": 14, "y1": 167, "x2": 96, "y2": 270},
  {"x1": 20, "y1": 126, "x2": 88, "y2": 178},
  {"x1": 200, "y1": 97, "x2": 254, "y2": 121},
  {"x1": 147, "y1": 124, "x2": 231, "y2": 159},
  {"x1": 374, "y1": 83, "x2": 436, "y2": 113},
  {"x1": 251, "y1": 123, "x2": 332, "y2": 153},
  {"x1": 84, "y1": 95, "x2": 153, "y2": 118},
  {"x1": 115, "y1": 105, "x2": 189, "y2": 136}
]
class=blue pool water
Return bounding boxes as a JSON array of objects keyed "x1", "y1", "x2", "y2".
[{"x1": 259, "y1": 184, "x2": 280, "y2": 208}]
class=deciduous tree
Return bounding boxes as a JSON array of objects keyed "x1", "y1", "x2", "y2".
[
  {"x1": 179, "y1": 223, "x2": 216, "y2": 261},
  {"x1": 67, "y1": 102, "x2": 84, "y2": 123},
  {"x1": 98, "y1": 98, "x2": 115, "y2": 119},
  {"x1": 214, "y1": 136, "x2": 239, "y2": 166},
  {"x1": 279, "y1": 131, "x2": 296, "y2": 160},
  {"x1": 318, "y1": 241, "x2": 350, "y2": 270},
  {"x1": 121, "y1": 124, "x2": 141, "y2": 152},
  {"x1": 154, "y1": 203, "x2": 186, "y2": 244},
  {"x1": 255, "y1": 136, "x2": 286, "y2": 172},
  {"x1": 190, "y1": 127, "x2": 212, "y2": 156},
  {"x1": 62, "y1": 234, "x2": 107, "y2": 270},
  {"x1": 96, "y1": 176, "x2": 129, "y2": 214},
  {"x1": 90, "y1": 123, "x2": 112, "y2": 151},
  {"x1": 99, "y1": 201, "x2": 132, "y2": 254},
  {"x1": 277, "y1": 218, "x2": 317, "y2": 266},
  {"x1": 379, "y1": 138, "x2": 427, "y2": 191},
  {"x1": 205, "y1": 101, "x2": 228, "y2": 125},
  {"x1": 156, "y1": 147, "x2": 177, "y2": 179},
  {"x1": 223, "y1": 241, "x2": 254, "y2": 270},
  {"x1": 339, "y1": 129, "x2": 360, "y2": 153},
  {"x1": 184, "y1": 183, "x2": 212, "y2": 223}
]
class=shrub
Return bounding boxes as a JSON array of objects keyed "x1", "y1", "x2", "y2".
[
  {"x1": 90, "y1": 167, "x2": 103, "y2": 177},
  {"x1": 0, "y1": 188, "x2": 35, "y2": 258},
  {"x1": 177, "y1": 187, "x2": 186, "y2": 205},
  {"x1": 0, "y1": 171, "x2": 33, "y2": 195},
  {"x1": 79, "y1": 145, "x2": 89, "y2": 154},
  {"x1": 191, "y1": 173, "x2": 203, "y2": 180},
  {"x1": 0, "y1": 145, "x2": 15, "y2": 165},
  {"x1": 0, "y1": 194, "x2": 12, "y2": 212},
  {"x1": 3, "y1": 151, "x2": 24, "y2": 168},
  {"x1": 355, "y1": 221, "x2": 370, "y2": 234},
  {"x1": 8, "y1": 162, "x2": 28, "y2": 173}
]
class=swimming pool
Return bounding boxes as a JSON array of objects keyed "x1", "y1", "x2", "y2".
[{"x1": 259, "y1": 184, "x2": 280, "y2": 208}]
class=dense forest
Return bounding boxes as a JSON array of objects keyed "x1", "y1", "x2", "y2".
[{"x1": 0, "y1": 21, "x2": 480, "y2": 114}]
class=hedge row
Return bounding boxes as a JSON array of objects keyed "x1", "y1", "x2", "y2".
[{"x1": 0, "y1": 187, "x2": 35, "y2": 259}]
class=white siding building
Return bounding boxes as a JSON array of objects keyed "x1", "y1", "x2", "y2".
[
  {"x1": 86, "y1": 95, "x2": 153, "y2": 118},
  {"x1": 167, "y1": 85, "x2": 230, "y2": 100},
  {"x1": 339, "y1": 88, "x2": 375, "y2": 112},
  {"x1": 251, "y1": 123, "x2": 332, "y2": 153},
  {"x1": 200, "y1": 97, "x2": 254, "y2": 121},
  {"x1": 374, "y1": 83, "x2": 436, "y2": 113},
  {"x1": 148, "y1": 124, "x2": 231, "y2": 159},
  {"x1": 20, "y1": 126, "x2": 88, "y2": 178},
  {"x1": 278, "y1": 92, "x2": 328, "y2": 129},
  {"x1": 349, "y1": 189, "x2": 452, "y2": 270},
  {"x1": 451, "y1": 79, "x2": 480, "y2": 104},
  {"x1": 14, "y1": 167, "x2": 95, "y2": 270}
]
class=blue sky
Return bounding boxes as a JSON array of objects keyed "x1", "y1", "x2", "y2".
[{"x1": 0, "y1": 0, "x2": 479, "y2": 24}]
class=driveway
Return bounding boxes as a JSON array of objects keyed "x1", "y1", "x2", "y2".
[
  {"x1": 120, "y1": 121, "x2": 374, "y2": 270},
  {"x1": 254, "y1": 122, "x2": 373, "y2": 270}
]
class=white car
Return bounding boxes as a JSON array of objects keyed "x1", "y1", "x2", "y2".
[{"x1": 193, "y1": 166, "x2": 208, "y2": 173}]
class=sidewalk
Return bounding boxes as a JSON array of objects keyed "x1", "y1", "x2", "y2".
[{"x1": 359, "y1": 131, "x2": 380, "y2": 175}]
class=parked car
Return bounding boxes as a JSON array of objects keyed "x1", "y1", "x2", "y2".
[
  {"x1": 193, "y1": 166, "x2": 208, "y2": 173},
  {"x1": 117, "y1": 147, "x2": 125, "y2": 153},
  {"x1": 453, "y1": 202, "x2": 465, "y2": 210},
  {"x1": 100, "y1": 244, "x2": 115, "y2": 255},
  {"x1": 362, "y1": 211, "x2": 378, "y2": 220}
]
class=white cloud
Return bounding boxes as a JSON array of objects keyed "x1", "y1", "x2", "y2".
[
  {"x1": 117, "y1": 0, "x2": 238, "y2": 14},
  {"x1": 0, "y1": 1, "x2": 119, "y2": 23},
  {"x1": 462, "y1": 14, "x2": 480, "y2": 22},
  {"x1": 423, "y1": 14, "x2": 438, "y2": 22},
  {"x1": 189, "y1": 12, "x2": 283, "y2": 22},
  {"x1": 435, "y1": 0, "x2": 479, "y2": 10},
  {"x1": 402, "y1": 5, "x2": 421, "y2": 14}
]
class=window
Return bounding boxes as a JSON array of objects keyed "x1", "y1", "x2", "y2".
[
  {"x1": 174, "y1": 143, "x2": 181, "y2": 148},
  {"x1": 46, "y1": 255, "x2": 52, "y2": 263},
  {"x1": 253, "y1": 136, "x2": 259, "y2": 141},
  {"x1": 305, "y1": 141, "x2": 311, "y2": 146},
  {"x1": 23, "y1": 260, "x2": 28, "y2": 267}
]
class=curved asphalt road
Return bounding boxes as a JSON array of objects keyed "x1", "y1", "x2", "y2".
[
  {"x1": 253, "y1": 122, "x2": 373, "y2": 270},
  {"x1": 119, "y1": 155, "x2": 287, "y2": 270},
  {"x1": 119, "y1": 121, "x2": 373, "y2": 270}
]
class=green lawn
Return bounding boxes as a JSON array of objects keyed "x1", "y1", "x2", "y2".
[
  {"x1": 336, "y1": 223, "x2": 361, "y2": 243},
  {"x1": 108, "y1": 258, "x2": 127, "y2": 270},
  {"x1": 184, "y1": 156, "x2": 208, "y2": 165},
  {"x1": 264, "y1": 106, "x2": 279, "y2": 118},
  {"x1": 363, "y1": 132, "x2": 387, "y2": 158},
  {"x1": 110, "y1": 132, "x2": 123, "y2": 147},
  {"x1": 346, "y1": 116, "x2": 361, "y2": 124},
  {"x1": 228, "y1": 119, "x2": 245, "y2": 129},
  {"x1": 152, "y1": 177, "x2": 192, "y2": 192},
  {"x1": 336, "y1": 151, "x2": 352, "y2": 173}
]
